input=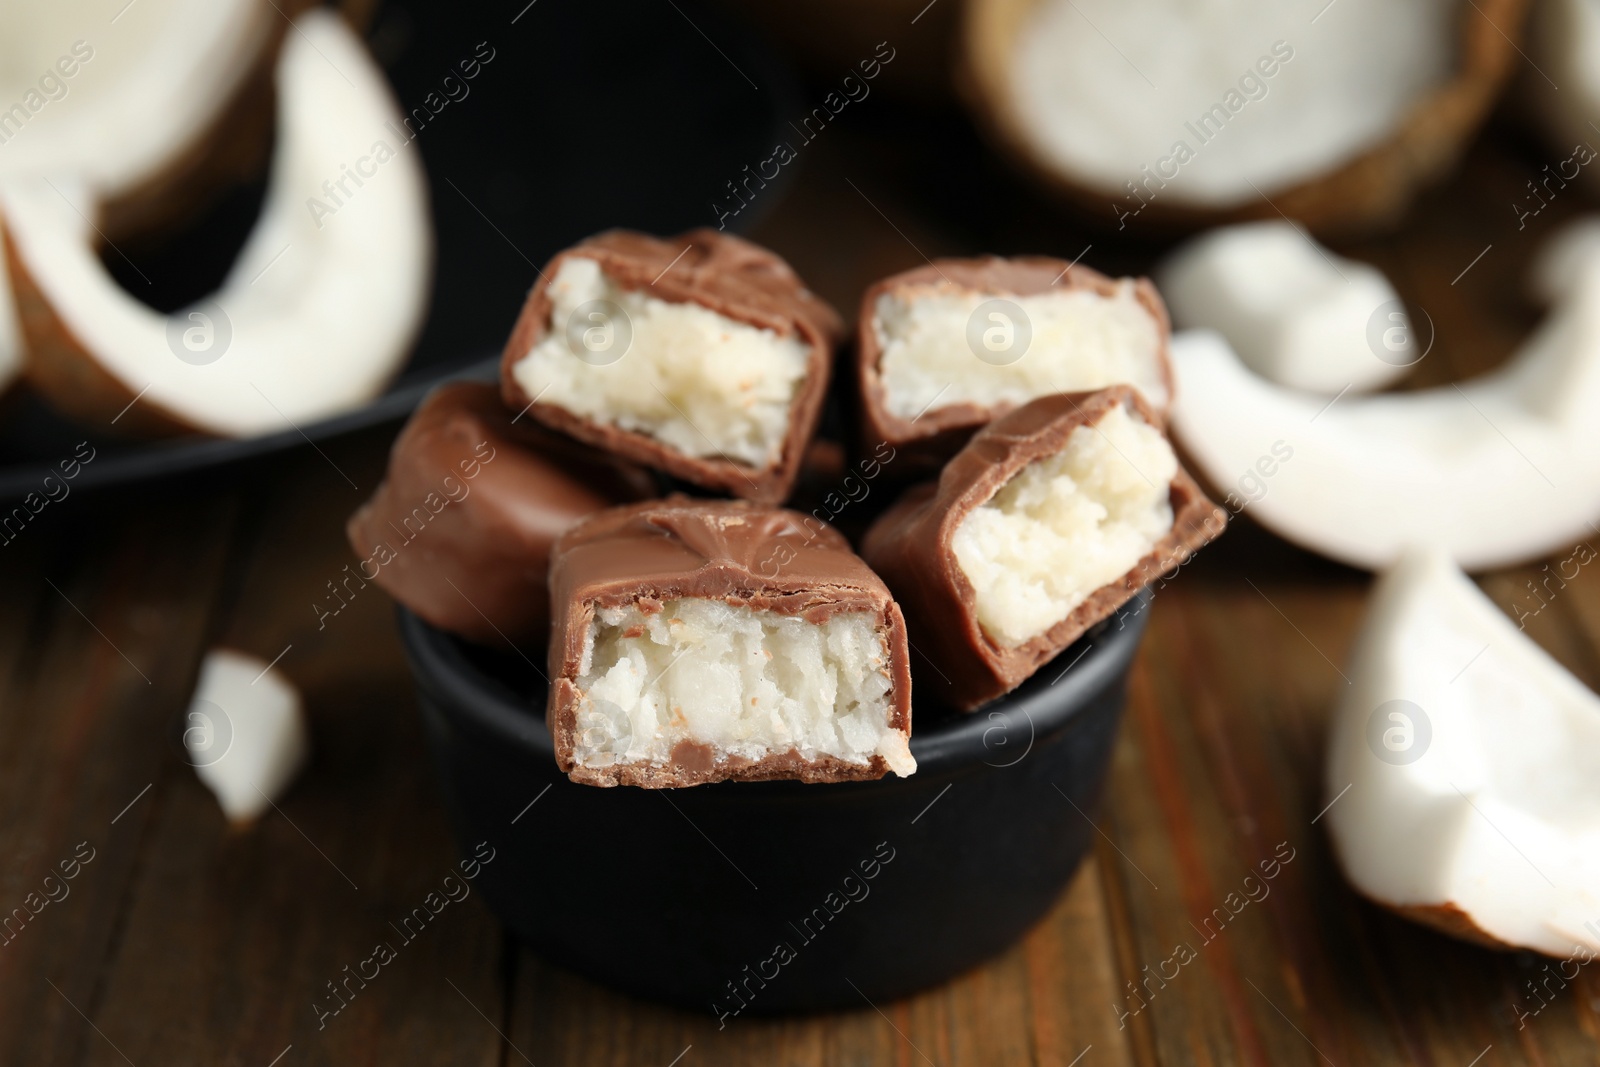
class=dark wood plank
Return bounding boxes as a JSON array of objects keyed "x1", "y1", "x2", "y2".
[
  {"x1": 0, "y1": 489, "x2": 239, "y2": 1066},
  {"x1": 80, "y1": 435, "x2": 505, "y2": 1067}
]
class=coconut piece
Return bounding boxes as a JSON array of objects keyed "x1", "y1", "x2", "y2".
[
  {"x1": 962, "y1": 0, "x2": 1531, "y2": 234},
  {"x1": 1157, "y1": 221, "x2": 1416, "y2": 394},
  {"x1": 1325, "y1": 548, "x2": 1600, "y2": 958},
  {"x1": 862, "y1": 387, "x2": 1224, "y2": 710},
  {"x1": 184, "y1": 648, "x2": 309, "y2": 826},
  {"x1": 1168, "y1": 237, "x2": 1600, "y2": 570},
  {"x1": 500, "y1": 229, "x2": 841, "y2": 505},
  {"x1": 1, "y1": 9, "x2": 431, "y2": 438},
  {"x1": 857, "y1": 255, "x2": 1172, "y2": 467}
]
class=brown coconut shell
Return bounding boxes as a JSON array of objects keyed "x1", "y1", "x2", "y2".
[
  {"x1": 1384, "y1": 900, "x2": 1517, "y2": 952},
  {"x1": 959, "y1": 0, "x2": 1531, "y2": 238},
  {"x1": 0, "y1": 218, "x2": 197, "y2": 437}
]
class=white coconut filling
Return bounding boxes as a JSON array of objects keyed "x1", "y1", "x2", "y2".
[
  {"x1": 952, "y1": 404, "x2": 1176, "y2": 648},
  {"x1": 512, "y1": 257, "x2": 809, "y2": 468},
  {"x1": 571, "y1": 598, "x2": 914, "y2": 776},
  {"x1": 874, "y1": 280, "x2": 1167, "y2": 423}
]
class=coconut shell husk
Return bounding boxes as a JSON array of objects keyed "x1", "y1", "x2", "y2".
[
  {"x1": 1, "y1": 216, "x2": 197, "y2": 437},
  {"x1": 1385, "y1": 900, "x2": 1517, "y2": 952}
]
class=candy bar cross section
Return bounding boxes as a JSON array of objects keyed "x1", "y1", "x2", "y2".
[
  {"x1": 865, "y1": 386, "x2": 1224, "y2": 710},
  {"x1": 500, "y1": 229, "x2": 842, "y2": 504},
  {"x1": 547, "y1": 498, "x2": 916, "y2": 787}
]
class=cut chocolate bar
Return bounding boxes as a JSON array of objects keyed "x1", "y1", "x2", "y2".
[
  {"x1": 862, "y1": 387, "x2": 1224, "y2": 710},
  {"x1": 857, "y1": 256, "x2": 1172, "y2": 467},
  {"x1": 500, "y1": 229, "x2": 842, "y2": 505},
  {"x1": 547, "y1": 498, "x2": 915, "y2": 787},
  {"x1": 346, "y1": 382, "x2": 653, "y2": 647}
]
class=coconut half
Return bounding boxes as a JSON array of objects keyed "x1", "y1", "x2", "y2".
[
  {"x1": 1, "y1": 8, "x2": 431, "y2": 438},
  {"x1": 962, "y1": 0, "x2": 1530, "y2": 234},
  {"x1": 1325, "y1": 548, "x2": 1600, "y2": 957},
  {"x1": 184, "y1": 648, "x2": 309, "y2": 827},
  {"x1": 1157, "y1": 221, "x2": 1416, "y2": 394},
  {"x1": 1167, "y1": 238, "x2": 1600, "y2": 570}
]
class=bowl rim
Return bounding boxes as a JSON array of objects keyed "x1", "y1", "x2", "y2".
[{"x1": 398, "y1": 589, "x2": 1151, "y2": 777}]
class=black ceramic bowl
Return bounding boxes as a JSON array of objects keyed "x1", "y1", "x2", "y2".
[{"x1": 400, "y1": 592, "x2": 1151, "y2": 1015}]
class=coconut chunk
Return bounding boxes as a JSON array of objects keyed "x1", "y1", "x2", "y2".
[
  {"x1": 184, "y1": 649, "x2": 308, "y2": 826},
  {"x1": 1158, "y1": 221, "x2": 1413, "y2": 394},
  {"x1": 1168, "y1": 218, "x2": 1600, "y2": 571},
  {"x1": 952, "y1": 403, "x2": 1177, "y2": 648},
  {"x1": 1326, "y1": 548, "x2": 1600, "y2": 957}
]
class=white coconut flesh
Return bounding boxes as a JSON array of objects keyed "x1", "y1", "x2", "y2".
[
  {"x1": 1325, "y1": 548, "x2": 1600, "y2": 956},
  {"x1": 185, "y1": 648, "x2": 309, "y2": 826},
  {"x1": 873, "y1": 279, "x2": 1168, "y2": 422},
  {"x1": 0, "y1": 0, "x2": 268, "y2": 199},
  {"x1": 571, "y1": 597, "x2": 915, "y2": 777},
  {"x1": 1008, "y1": 0, "x2": 1457, "y2": 206},
  {"x1": 1529, "y1": 215, "x2": 1600, "y2": 307},
  {"x1": 1158, "y1": 220, "x2": 1413, "y2": 394},
  {"x1": 510, "y1": 256, "x2": 811, "y2": 469},
  {"x1": 0, "y1": 9, "x2": 431, "y2": 436},
  {"x1": 1168, "y1": 249, "x2": 1600, "y2": 571},
  {"x1": 952, "y1": 403, "x2": 1177, "y2": 648}
]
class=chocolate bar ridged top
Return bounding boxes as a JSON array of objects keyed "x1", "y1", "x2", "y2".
[
  {"x1": 551, "y1": 496, "x2": 885, "y2": 622},
  {"x1": 499, "y1": 229, "x2": 843, "y2": 504}
]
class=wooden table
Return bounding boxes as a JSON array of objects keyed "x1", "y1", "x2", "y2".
[{"x1": 3, "y1": 74, "x2": 1598, "y2": 1067}]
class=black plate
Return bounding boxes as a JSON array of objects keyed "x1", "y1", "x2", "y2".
[
  {"x1": 0, "y1": 0, "x2": 798, "y2": 501},
  {"x1": 400, "y1": 592, "x2": 1152, "y2": 1012}
]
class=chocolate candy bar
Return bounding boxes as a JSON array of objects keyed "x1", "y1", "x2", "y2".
[
  {"x1": 547, "y1": 497, "x2": 915, "y2": 787},
  {"x1": 862, "y1": 386, "x2": 1224, "y2": 710},
  {"x1": 500, "y1": 229, "x2": 842, "y2": 505},
  {"x1": 857, "y1": 256, "x2": 1173, "y2": 467},
  {"x1": 346, "y1": 382, "x2": 653, "y2": 647}
]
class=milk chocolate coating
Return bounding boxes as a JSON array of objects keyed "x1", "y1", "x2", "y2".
[
  {"x1": 347, "y1": 382, "x2": 653, "y2": 648},
  {"x1": 856, "y1": 256, "x2": 1173, "y2": 470},
  {"x1": 548, "y1": 497, "x2": 913, "y2": 788},
  {"x1": 861, "y1": 387, "x2": 1224, "y2": 711},
  {"x1": 500, "y1": 229, "x2": 843, "y2": 505}
]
